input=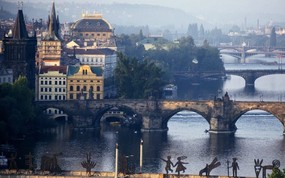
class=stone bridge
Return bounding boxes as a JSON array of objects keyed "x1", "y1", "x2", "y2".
[
  {"x1": 226, "y1": 69, "x2": 285, "y2": 86},
  {"x1": 35, "y1": 97, "x2": 285, "y2": 134}
]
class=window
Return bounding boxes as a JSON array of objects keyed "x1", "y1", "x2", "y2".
[
  {"x1": 55, "y1": 88, "x2": 57, "y2": 92},
  {"x1": 77, "y1": 86, "x2": 80, "y2": 91},
  {"x1": 41, "y1": 81, "x2": 43, "y2": 85},
  {"x1": 70, "y1": 86, "x2": 73, "y2": 91},
  {"x1": 49, "y1": 88, "x2": 52, "y2": 92},
  {"x1": 55, "y1": 95, "x2": 58, "y2": 100},
  {"x1": 96, "y1": 94, "x2": 100, "y2": 99},
  {"x1": 59, "y1": 81, "x2": 62, "y2": 85},
  {"x1": 83, "y1": 86, "x2": 87, "y2": 91},
  {"x1": 49, "y1": 81, "x2": 52, "y2": 85},
  {"x1": 70, "y1": 94, "x2": 73, "y2": 99},
  {"x1": 63, "y1": 81, "x2": 66, "y2": 85},
  {"x1": 40, "y1": 95, "x2": 43, "y2": 100},
  {"x1": 55, "y1": 81, "x2": 58, "y2": 85},
  {"x1": 45, "y1": 81, "x2": 48, "y2": 85},
  {"x1": 97, "y1": 86, "x2": 100, "y2": 91},
  {"x1": 41, "y1": 88, "x2": 43, "y2": 92}
]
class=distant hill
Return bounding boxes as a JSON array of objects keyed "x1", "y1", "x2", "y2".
[{"x1": 1, "y1": 0, "x2": 203, "y2": 32}]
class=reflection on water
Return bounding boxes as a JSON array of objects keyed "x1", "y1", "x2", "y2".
[{"x1": 11, "y1": 111, "x2": 284, "y2": 177}]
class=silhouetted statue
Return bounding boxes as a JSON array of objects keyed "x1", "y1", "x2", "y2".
[
  {"x1": 160, "y1": 156, "x2": 174, "y2": 174},
  {"x1": 199, "y1": 157, "x2": 221, "y2": 176},
  {"x1": 254, "y1": 159, "x2": 263, "y2": 178},
  {"x1": 8, "y1": 153, "x2": 17, "y2": 170},
  {"x1": 81, "y1": 152, "x2": 96, "y2": 176},
  {"x1": 40, "y1": 154, "x2": 61, "y2": 173},
  {"x1": 262, "y1": 160, "x2": 280, "y2": 178},
  {"x1": 230, "y1": 158, "x2": 239, "y2": 177},
  {"x1": 25, "y1": 152, "x2": 36, "y2": 171},
  {"x1": 174, "y1": 156, "x2": 188, "y2": 177}
]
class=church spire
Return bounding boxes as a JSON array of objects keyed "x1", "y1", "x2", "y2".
[
  {"x1": 47, "y1": 1, "x2": 60, "y2": 40},
  {"x1": 12, "y1": 8, "x2": 28, "y2": 39}
]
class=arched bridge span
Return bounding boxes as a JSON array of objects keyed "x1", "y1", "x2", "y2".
[
  {"x1": 225, "y1": 69, "x2": 285, "y2": 86},
  {"x1": 36, "y1": 98, "x2": 285, "y2": 134}
]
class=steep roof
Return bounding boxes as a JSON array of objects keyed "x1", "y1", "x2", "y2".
[
  {"x1": 44, "y1": 2, "x2": 61, "y2": 40},
  {"x1": 67, "y1": 65, "x2": 103, "y2": 76},
  {"x1": 12, "y1": 9, "x2": 28, "y2": 39},
  {"x1": 39, "y1": 66, "x2": 67, "y2": 74}
]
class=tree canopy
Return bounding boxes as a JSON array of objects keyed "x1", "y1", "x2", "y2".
[{"x1": 115, "y1": 53, "x2": 166, "y2": 99}]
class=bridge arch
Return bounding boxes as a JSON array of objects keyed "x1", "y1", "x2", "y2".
[
  {"x1": 161, "y1": 108, "x2": 210, "y2": 130},
  {"x1": 231, "y1": 108, "x2": 284, "y2": 130},
  {"x1": 92, "y1": 104, "x2": 142, "y2": 129}
]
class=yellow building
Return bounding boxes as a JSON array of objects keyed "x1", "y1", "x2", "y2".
[
  {"x1": 71, "y1": 12, "x2": 113, "y2": 41},
  {"x1": 67, "y1": 65, "x2": 104, "y2": 100}
]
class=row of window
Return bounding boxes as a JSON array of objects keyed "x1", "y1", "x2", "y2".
[
  {"x1": 46, "y1": 109, "x2": 64, "y2": 114},
  {"x1": 69, "y1": 85, "x2": 101, "y2": 92},
  {"x1": 80, "y1": 33, "x2": 107, "y2": 37},
  {"x1": 80, "y1": 58, "x2": 104, "y2": 63},
  {"x1": 69, "y1": 80, "x2": 101, "y2": 83},
  {"x1": 40, "y1": 80, "x2": 66, "y2": 85},
  {"x1": 0, "y1": 77, "x2": 12, "y2": 84},
  {"x1": 40, "y1": 77, "x2": 64, "y2": 80},
  {"x1": 69, "y1": 93, "x2": 101, "y2": 100},
  {"x1": 40, "y1": 95, "x2": 66, "y2": 100},
  {"x1": 40, "y1": 87, "x2": 66, "y2": 92}
]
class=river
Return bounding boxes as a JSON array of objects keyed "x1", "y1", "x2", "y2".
[{"x1": 7, "y1": 55, "x2": 285, "y2": 177}]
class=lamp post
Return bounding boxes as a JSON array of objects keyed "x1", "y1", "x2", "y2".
[
  {"x1": 114, "y1": 143, "x2": 118, "y2": 178},
  {"x1": 139, "y1": 139, "x2": 143, "y2": 173}
]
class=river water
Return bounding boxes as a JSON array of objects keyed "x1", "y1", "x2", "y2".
[{"x1": 9, "y1": 55, "x2": 285, "y2": 177}]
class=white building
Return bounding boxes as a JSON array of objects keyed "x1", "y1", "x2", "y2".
[
  {"x1": 37, "y1": 66, "x2": 67, "y2": 101},
  {"x1": 64, "y1": 48, "x2": 117, "y2": 78},
  {"x1": 0, "y1": 68, "x2": 13, "y2": 84}
]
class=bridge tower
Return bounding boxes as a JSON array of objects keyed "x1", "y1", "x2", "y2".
[{"x1": 209, "y1": 93, "x2": 237, "y2": 134}]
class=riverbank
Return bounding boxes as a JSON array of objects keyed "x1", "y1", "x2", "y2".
[{"x1": 0, "y1": 170, "x2": 254, "y2": 178}]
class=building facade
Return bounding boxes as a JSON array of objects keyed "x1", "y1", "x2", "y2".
[
  {"x1": 67, "y1": 65, "x2": 104, "y2": 100},
  {"x1": 37, "y1": 66, "x2": 67, "y2": 101},
  {"x1": 65, "y1": 48, "x2": 117, "y2": 78}
]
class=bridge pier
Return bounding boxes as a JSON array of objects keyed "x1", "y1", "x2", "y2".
[
  {"x1": 141, "y1": 112, "x2": 168, "y2": 132},
  {"x1": 209, "y1": 117, "x2": 237, "y2": 134}
]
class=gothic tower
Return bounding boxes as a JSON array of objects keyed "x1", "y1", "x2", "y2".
[
  {"x1": 37, "y1": 2, "x2": 62, "y2": 67},
  {"x1": 2, "y1": 7, "x2": 37, "y2": 89}
]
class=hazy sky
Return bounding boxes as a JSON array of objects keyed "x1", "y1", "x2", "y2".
[
  {"x1": 9, "y1": 0, "x2": 285, "y2": 27},
  {"x1": 20, "y1": 0, "x2": 285, "y2": 15}
]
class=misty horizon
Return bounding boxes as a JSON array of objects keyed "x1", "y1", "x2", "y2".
[{"x1": 3, "y1": 0, "x2": 285, "y2": 32}]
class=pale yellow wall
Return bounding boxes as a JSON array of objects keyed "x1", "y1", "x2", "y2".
[{"x1": 67, "y1": 65, "x2": 104, "y2": 100}]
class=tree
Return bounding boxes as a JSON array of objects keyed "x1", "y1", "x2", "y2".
[
  {"x1": 0, "y1": 76, "x2": 53, "y2": 142},
  {"x1": 114, "y1": 53, "x2": 166, "y2": 99},
  {"x1": 268, "y1": 168, "x2": 285, "y2": 178}
]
